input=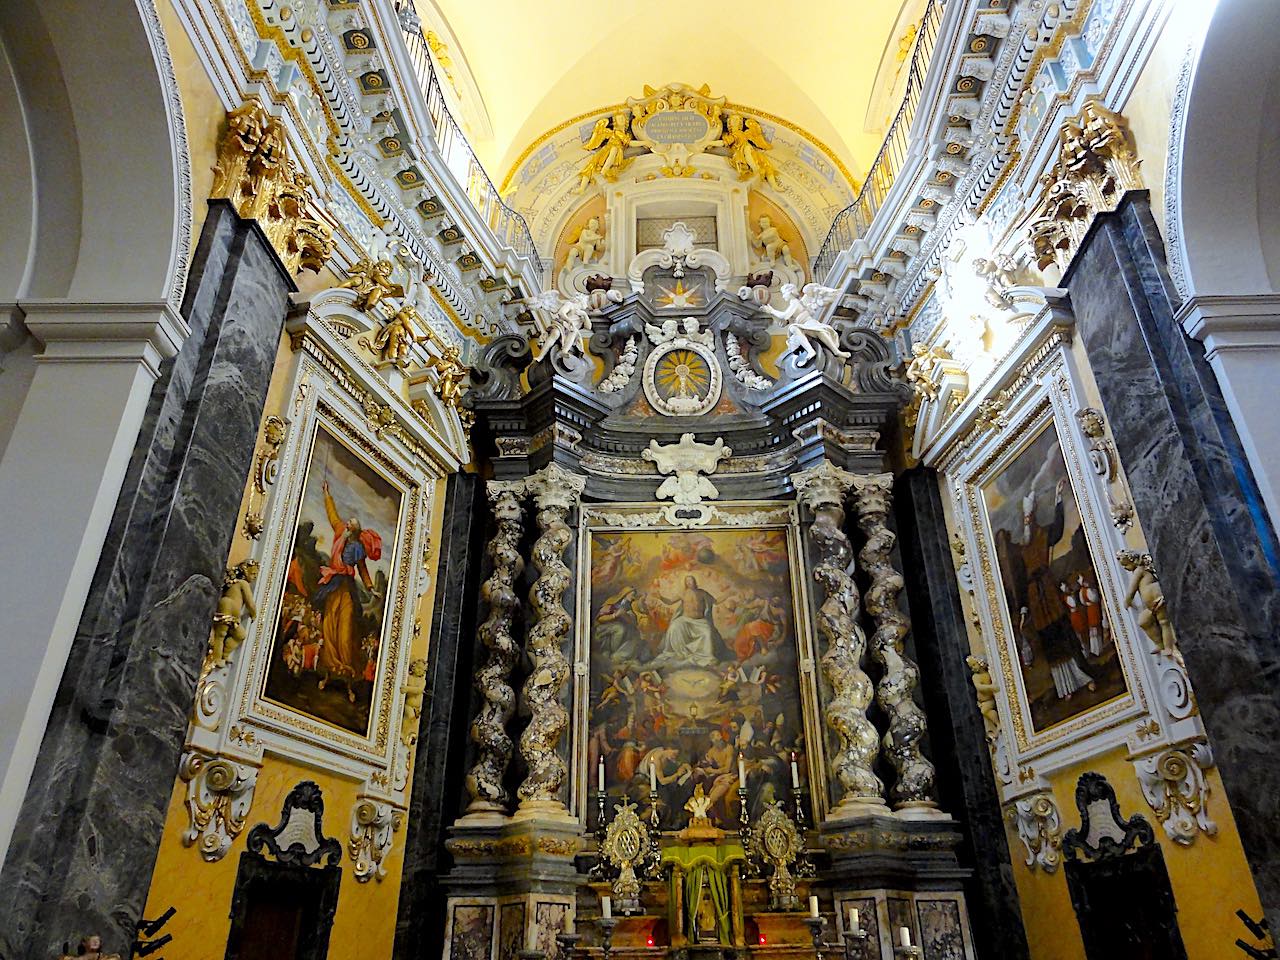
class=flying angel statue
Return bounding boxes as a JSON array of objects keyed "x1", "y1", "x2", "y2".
[
  {"x1": 760, "y1": 282, "x2": 850, "y2": 366},
  {"x1": 524, "y1": 290, "x2": 592, "y2": 362}
]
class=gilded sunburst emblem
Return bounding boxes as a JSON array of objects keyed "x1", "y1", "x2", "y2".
[
  {"x1": 654, "y1": 348, "x2": 712, "y2": 401},
  {"x1": 654, "y1": 279, "x2": 703, "y2": 310}
]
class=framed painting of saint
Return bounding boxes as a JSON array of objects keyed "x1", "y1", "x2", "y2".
[
  {"x1": 579, "y1": 505, "x2": 820, "y2": 829},
  {"x1": 261, "y1": 423, "x2": 406, "y2": 736},
  {"x1": 980, "y1": 421, "x2": 1129, "y2": 734}
]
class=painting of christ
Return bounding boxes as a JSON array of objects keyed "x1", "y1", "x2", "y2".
[
  {"x1": 263, "y1": 425, "x2": 404, "y2": 735},
  {"x1": 585, "y1": 526, "x2": 807, "y2": 830},
  {"x1": 982, "y1": 423, "x2": 1128, "y2": 733}
]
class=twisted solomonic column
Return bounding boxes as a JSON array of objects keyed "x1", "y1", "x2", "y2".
[
  {"x1": 516, "y1": 463, "x2": 586, "y2": 818},
  {"x1": 462, "y1": 480, "x2": 526, "y2": 817},
  {"x1": 793, "y1": 461, "x2": 888, "y2": 818},
  {"x1": 851, "y1": 473, "x2": 937, "y2": 810}
]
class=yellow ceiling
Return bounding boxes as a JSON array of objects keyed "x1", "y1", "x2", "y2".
[{"x1": 419, "y1": 0, "x2": 917, "y2": 184}]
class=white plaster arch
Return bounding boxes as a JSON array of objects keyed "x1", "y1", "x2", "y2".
[
  {"x1": 1170, "y1": 0, "x2": 1280, "y2": 300},
  {"x1": 0, "y1": 0, "x2": 190, "y2": 306},
  {"x1": 1168, "y1": 0, "x2": 1280, "y2": 526}
]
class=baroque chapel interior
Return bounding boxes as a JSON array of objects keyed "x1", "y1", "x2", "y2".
[{"x1": 1, "y1": 0, "x2": 1278, "y2": 958}]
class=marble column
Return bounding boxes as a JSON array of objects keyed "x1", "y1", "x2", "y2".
[
  {"x1": 515, "y1": 463, "x2": 585, "y2": 820},
  {"x1": 394, "y1": 473, "x2": 487, "y2": 957},
  {"x1": 1063, "y1": 193, "x2": 1280, "y2": 922},
  {"x1": 793, "y1": 460, "x2": 888, "y2": 818},
  {"x1": 894, "y1": 468, "x2": 1030, "y2": 960},
  {"x1": 461, "y1": 480, "x2": 526, "y2": 818},
  {"x1": 851, "y1": 473, "x2": 936, "y2": 811},
  {"x1": 0, "y1": 200, "x2": 296, "y2": 959}
]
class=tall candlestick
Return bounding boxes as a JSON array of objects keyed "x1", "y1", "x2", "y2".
[
  {"x1": 898, "y1": 926, "x2": 911, "y2": 948},
  {"x1": 738, "y1": 752, "x2": 746, "y2": 789},
  {"x1": 598, "y1": 756, "x2": 605, "y2": 793},
  {"x1": 649, "y1": 760, "x2": 657, "y2": 793},
  {"x1": 791, "y1": 752, "x2": 801, "y2": 790},
  {"x1": 849, "y1": 907, "x2": 859, "y2": 933},
  {"x1": 809, "y1": 895, "x2": 819, "y2": 918},
  {"x1": 602, "y1": 896, "x2": 612, "y2": 919}
]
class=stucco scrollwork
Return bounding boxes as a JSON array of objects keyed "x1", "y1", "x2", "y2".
[
  {"x1": 179, "y1": 750, "x2": 259, "y2": 862},
  {"x1": 1133, "y1": 742, "x2": 1217, "y2": 846},
  {"x1": 1004, "y1": 792, "x2": 1063, "y2": 873},
  {"x1": 348, "y1": 797, "x2": 403, "y2": 882}
]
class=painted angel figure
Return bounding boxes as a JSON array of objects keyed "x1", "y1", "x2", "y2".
[
  {"x1": 576, "y1": 111, "x2": 634, "y2": 192},
  {"x1": 525, "y1": 290, "x2": 592, "y2": 362},
  {"x1": 761, "y1": 282, "x2": 850, "y2": 366}
]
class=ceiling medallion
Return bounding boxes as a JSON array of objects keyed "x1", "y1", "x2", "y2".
[{"x1": 642, "y1": 317, "x2": 722, "y2": 417}]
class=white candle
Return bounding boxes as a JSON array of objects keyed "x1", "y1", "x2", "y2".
[
  {"x1": 601, "y1": 896, "x2": 612, "y2": 919},
  {"x1": 649, "y1": 760, "x2": 657, "y2": 793},
  {"x1": 737, "y1": 753, "x2": 746, "y2": 789},
  {"x1": 899, "y1": 926, "x2": 912, "y2": 948},
  {"x1": 809, "y1": 895, "x2": 819, "y2": 918},
  {"x1": 598, "y1": 756, "x2": 605, "y2": 793},
  {"x1": 849, "y1": 907, "x2": 859, "y2": 932},
  {"x1": 791, "y1": 753, "x2": 801, "y2": 790}
]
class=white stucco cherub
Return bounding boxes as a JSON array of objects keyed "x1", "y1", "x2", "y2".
[{"x1": 761, "y1": 282, "x2": 850, "y2": 366}]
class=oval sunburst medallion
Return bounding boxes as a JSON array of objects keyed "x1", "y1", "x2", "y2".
[{"x1": 643, "y1": 338, "x2": 722, "y2": 416}]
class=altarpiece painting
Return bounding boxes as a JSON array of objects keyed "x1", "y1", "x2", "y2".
[
  {"x1": 582, "y1": 517, "x2": 814, "y2": 830},
  {"x1": 262, "y1": 424, "x2": 405, "y2": 735},
  {"x1": 981, "y1": 422, "x2": 1127, "y2": 733}
]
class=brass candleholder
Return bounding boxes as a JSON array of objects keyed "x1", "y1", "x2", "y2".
[{"x1": 804, "y1": 915, "x2": 830, "y2": 960}]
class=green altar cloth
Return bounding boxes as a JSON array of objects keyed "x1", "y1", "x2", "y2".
[{"x1": 662, "y1": 841, "x2": 746, "y2": 945}]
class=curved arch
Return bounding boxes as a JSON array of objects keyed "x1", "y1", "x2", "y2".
[
  {"x1": 0, "y1": 0, "x2": 189, "y2": 306},
  {"x1": 1171, "y1": 0, "x2": 1280, "y2": 298}
]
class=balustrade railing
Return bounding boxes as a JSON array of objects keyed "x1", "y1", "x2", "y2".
[
  {"x1": 813, "y1": 0, "x2": 943, "y2": 281},
  {"x1": 396, "y1": 4, "x2": 543, "y2": 277}
]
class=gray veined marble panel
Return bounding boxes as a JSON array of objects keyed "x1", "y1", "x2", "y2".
[
  {"x1": 895, "y1": 468, "x2": 1030, "y2": 960},
  {"x1": 1063, "y1": 192, "x2": 1280, "y2": 925},
  {"x1": 0, "y1": 201, "x2": 296, "y2": 960}
]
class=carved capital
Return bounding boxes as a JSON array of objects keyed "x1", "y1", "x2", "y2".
[
  {"x1": 792, "y1": 459, "x2": 857, "y2": 512},
  {"x1": 525, "y1": 462, "x2": 586, "y2": 512}
]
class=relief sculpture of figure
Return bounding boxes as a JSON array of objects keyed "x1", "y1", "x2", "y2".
[
  {"x1": 966, "y1": 655, "x2": 1001, "y2": 739},
  {"x1": 761, "y1": 283, "x2": 849, "y2": 366},
  {"x1": 751, "y1": 215, "x2": 798, "y2": 269},
  {"x1": 371, "y1": 303, "x2": 420, "y2": 366},
  {"x1": 1118, "y1": 551, "x2": 1179, "y2": 661},
  {"x1": 722, "y1": 113, "x2": 781, "y2": 190},
  {"x1": 577, "y1": 112, "x2": 634, "y2": 192},
  {"x1": 567, "y1": 216, "x2": 606, "y2": 266},
  {"x1": 337, "y1": 258, "x2": 405, "y2": 313},
  {"x1": 207, "y1": 560, "x2": 259, "y2": 667}
]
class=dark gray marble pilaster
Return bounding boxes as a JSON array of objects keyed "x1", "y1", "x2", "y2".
[
  {"x1": 1063, "y1": 193, "x2": 1280, "y2": 921},
  {"x1": 0, "y1": 200, "x2": 296, "y2": 959},
  {"x1": 894, "y1": 467, "x2": 1030, "y2": 960},
  {"x1": 393, "y1": 473, "x2": 487, "y2": 960}
]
